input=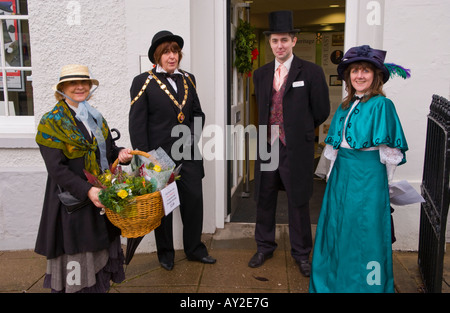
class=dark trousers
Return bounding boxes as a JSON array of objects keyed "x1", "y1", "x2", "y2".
[
  {"x1": 154, "y1": 161, "x2": 207, "y2": 262},
  {"x1": 255, "y1": 144, "x2": 313, "y2": 262}
]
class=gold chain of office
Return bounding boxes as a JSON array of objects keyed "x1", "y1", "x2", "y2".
[
  {"x1": 150, "y1": 72, "x2": 188, "y2": 123},
  {"x1": 129, "y1": 70, "x2": 195, "y2": 124}
]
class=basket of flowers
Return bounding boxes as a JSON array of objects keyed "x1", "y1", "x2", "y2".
[{"x1": 84, "y1": 149, "x2": 178, "y2": 238}]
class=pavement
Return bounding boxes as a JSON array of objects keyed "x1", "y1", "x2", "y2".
[{"x1": 0, "y1": 223, "x2": 449, "y2": 294}]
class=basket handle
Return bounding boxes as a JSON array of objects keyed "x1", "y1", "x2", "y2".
[{"x1": 111, "y1": 150, "x2": 158, "y2": 173}]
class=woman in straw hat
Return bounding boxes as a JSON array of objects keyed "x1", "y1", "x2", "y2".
[
  {"x1": 35, "y1": 64, "x2": 133, "y2": 293},
  {"x1": 309, "y1": 45, "x2": 410, "y2": 293}
]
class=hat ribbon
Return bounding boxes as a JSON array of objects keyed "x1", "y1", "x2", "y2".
[{"x1": 59, "y1": 74, "x2": 91, "y2": 81}]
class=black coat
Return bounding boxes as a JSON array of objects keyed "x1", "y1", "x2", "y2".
[
  {"x1": 35, "y1": 105, "x2": 123, "y2": 259},
  {"x1": 253, "y1": 55, "x2": 330, "y2": 206},
  {"x1": 128, "y1": 68, "x2": 205, "y2": 178}
]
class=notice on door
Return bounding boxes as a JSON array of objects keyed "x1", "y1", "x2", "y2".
[{"x1": 160, "y1": 181, "x2": 180, "y2": 216}]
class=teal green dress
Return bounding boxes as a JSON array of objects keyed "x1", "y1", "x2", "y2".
[{"x1": 309, "y1": 95, "x2": 408, "y2": 293}]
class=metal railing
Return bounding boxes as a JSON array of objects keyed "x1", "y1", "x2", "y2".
[{"x1": 418, "y1": 95, "x2": 450, "y2": 293}]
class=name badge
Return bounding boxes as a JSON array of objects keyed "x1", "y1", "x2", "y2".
[{"x1": 292, "y1": 81, "x2": 304, "y2": 88}]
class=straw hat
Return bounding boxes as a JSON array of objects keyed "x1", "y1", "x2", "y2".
[{"x1": 52, "y1": 64, "x2": 99, "y2": 91}]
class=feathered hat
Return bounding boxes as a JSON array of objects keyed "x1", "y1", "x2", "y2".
[{"x1": 337, "y1": 45, "x2": 411, "y2": 83}]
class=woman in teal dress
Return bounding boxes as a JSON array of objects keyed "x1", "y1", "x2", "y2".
[{"x1": 309, "y1": 45, "x2": 410, "y2": 293}]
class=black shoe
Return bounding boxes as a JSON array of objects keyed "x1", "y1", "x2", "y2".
[
  {"x1": 248, "y1": 252, "x2": 273, "y2": 268},
  {"x1": 160, "y1": 261, "x2": 174, "y2": 271},
  {"x1": 199, "y1": 255, "x2": 216, "y2": 264},
  {"x1": 188, "y1": 255, "x2": 217, "y2": 264},
  {"x1": 297, "y1": 260, "x2": 311, "y2": 277}
]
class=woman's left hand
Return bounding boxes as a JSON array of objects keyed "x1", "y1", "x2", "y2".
[
  {"x1": 88, "y1": 186, "x2": 105, "y2": 208},
  {"x1": 118, "y1": 148, "x2": 133, "y2": 164}
]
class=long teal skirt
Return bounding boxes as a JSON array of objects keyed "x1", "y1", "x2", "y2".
[{"x1": 309, "y1": 148, "x2": 394, "y2": 293}]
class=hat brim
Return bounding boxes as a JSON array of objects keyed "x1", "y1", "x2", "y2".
[
  {"x1": 52, "y1": 77, "x2": 99, "y2": 91},
  {"x1": 263, "y1": 29, "x2": 300, "y2": 36},
  {"x1": 337, "y1": 57, "x2": 390, "y2": 83},
  {"x1": 148, "y1": 34, "x2": 184, "y2": 64}
]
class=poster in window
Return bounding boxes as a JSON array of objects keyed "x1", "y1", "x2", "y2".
[{"x1": 0, "y1": 0, "x2": 25, "y2": 91}]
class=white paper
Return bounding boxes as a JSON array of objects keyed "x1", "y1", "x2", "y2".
[
  {"x1": 160, "y1": 181, "x2": 180, "y2": 216},
  {"x1": 389, "y1": 180, "x2": 425, "y2": 206}
]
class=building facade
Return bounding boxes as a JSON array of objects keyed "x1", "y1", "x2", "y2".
[{"x1": 0, "y1": 0, "x2": 449, "y2": 253}]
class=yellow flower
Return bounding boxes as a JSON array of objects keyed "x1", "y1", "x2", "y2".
[
  {"x1": 117, "y1": 189, "x2": 128, "y2": 199},
  {"x1": 153, "y1": 165, "x2": 161, "y2": 172}
]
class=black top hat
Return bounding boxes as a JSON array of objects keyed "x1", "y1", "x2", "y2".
[
  {"x1": 148, "y1": 30, "x2": 184, "y2": 64},
  {"x1": 263, "y1": 10, "x2": 300, "y2": 35}
]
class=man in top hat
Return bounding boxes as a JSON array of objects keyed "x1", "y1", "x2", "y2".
[
  {"x1": 249, "y1": 10, "x2": 330, "y2": 276},
  {"x1": 129, "y1": 30, "x2": 215, "y2": 271}
]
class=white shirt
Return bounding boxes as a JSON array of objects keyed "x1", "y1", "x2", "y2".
[{"x1": 274, "y1": 54, "x2": 294, "y2": 73}]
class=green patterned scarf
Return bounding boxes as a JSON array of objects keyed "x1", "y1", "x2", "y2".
[{"x1": 36, "y1": 100, "x2": 109, "y2": 176}]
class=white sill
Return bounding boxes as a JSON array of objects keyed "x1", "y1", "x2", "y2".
[
  {"x1": 0, "y1": 116, "x2": 37, "y2": 148},
  {"x1": 0, "y1": 133, "x2": 37, "y2": 148}
]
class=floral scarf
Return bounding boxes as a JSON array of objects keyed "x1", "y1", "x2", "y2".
[{"x1": 35, "y1": 100, "x2": 109, "y2": 176}]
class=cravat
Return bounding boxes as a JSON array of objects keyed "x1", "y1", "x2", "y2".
[
  {"x1": 163, "y1": 72, "x2": 183, "y2": 98},
  {"x1": 273, "y1": 63, "x2": 288, "y2": 91},
  {"x1": 163, "y1": 72, "x2": 179, "y2": 81},
  {"x1": 76, "y1": 101, "x2": 109, "y2": 172},
  {"x1": 351, "y1": 95, "x2": 364, "y2": 102}
]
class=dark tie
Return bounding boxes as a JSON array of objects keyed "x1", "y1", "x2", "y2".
[
  {"x1": 163, "y1": 72, "x2": 179, "y2": 81},
  {"x1": 351, "y1": 95, "x2": 364, "y2": 102},
  {"x1": 163, "y1": 73, "x2": 184, "y2": 99}
]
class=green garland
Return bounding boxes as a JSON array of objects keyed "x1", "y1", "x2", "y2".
[{"x1": 234, "y1": 19, "x2": 257, "y2": 75}]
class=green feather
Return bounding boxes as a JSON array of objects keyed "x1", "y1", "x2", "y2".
[{"x1": 384, "y1": 63, "x2": 411, "y2": 79}]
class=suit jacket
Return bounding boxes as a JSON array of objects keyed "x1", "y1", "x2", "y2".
[
  {"x1": 129, "y1": 68, "x2": 205, "y2": 179},
  {"x1": 253, "y1": 55, "x2": 330, "y2": 206},
  {"x1": 35, "y1": 105, "x2": 122, "y2": 259}
]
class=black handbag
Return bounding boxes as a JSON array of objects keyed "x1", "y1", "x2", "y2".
[{"x1": 57, "y1": 185, "x2": 91, "y2": 214}]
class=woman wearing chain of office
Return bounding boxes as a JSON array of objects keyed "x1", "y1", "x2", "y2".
[{"x1": 128, "y1": 30, "x2": 215, "y2": 271}]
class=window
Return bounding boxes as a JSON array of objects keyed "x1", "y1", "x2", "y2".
[{"x1": 0, "y1": 0, "x2": 34, "y2": 139}]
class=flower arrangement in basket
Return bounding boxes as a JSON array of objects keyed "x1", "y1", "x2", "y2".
[{"x1": 84, "y1": 148, "x2": 180, "y2": 238}]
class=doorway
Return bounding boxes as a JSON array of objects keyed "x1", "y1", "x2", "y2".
[{"x1": 227, "y1": 0, "x2": 346, "y2": 224}]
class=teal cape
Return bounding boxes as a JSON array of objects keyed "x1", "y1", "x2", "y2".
[{"x1": 324, "y1": 95, "x2": 408, "y2": 163}]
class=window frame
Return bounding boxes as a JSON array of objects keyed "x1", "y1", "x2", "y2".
[{"x1": 0, "y1": 12, "x2": 35, "y2": 147}]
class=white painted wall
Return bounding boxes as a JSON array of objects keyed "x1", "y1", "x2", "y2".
[
  {"x1": 383, "y1": 0, "x2": 450, "y2": 248},
  {"x1": 190, "y1": 0, "x2": 228, "y2": 230},
  {"x1": 0, "y1": 0, "x2": 448, "y2": 252}
]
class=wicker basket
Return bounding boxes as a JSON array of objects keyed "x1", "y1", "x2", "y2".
[{"x1": 105, "y1": 150, "x2": 165, "y2": 238}]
